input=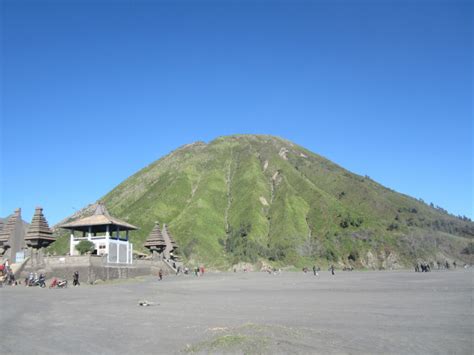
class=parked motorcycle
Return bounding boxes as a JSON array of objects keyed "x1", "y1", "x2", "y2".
[
  {"x1": 29, "y1": 274, "x2": 46, "y2": 288},
  {"x1": 49, "y1": 278, "x2": 68, "y2": 288}
]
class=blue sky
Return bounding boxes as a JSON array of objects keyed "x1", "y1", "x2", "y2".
[{"x1": 1, "y1": 0, "x2": 472, "y2": 224}]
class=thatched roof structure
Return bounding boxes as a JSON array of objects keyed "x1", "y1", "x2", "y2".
[
  {"x1": 0, "y1": 208, "x2": 26, "y2": 261},
  {"x1": 60, "y1": 203, "x2": 138, "y2": 233},
  {"x1": 0, "y1": 208, "x2": 21, "y2": 245},
  {"x1": 25, "y1": 207, "x2": 55, "y2": 248},
  {"x1": 161, "y1": 224, "x2": 180, "y2": 260},
  {"x1": 162, "y1": 224, "x2": 178, "y2": 250},
  {"x1": 143, "y1": 222, "x2": 166, "y2": 252}
]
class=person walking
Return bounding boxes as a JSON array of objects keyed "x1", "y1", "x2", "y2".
[
  {"x1": 330, "y1": 265, "x2": 335, "y2": 275},
  {"x1": 158, "y1": 269, "x2": 163, "y2": 281},
  {"x1": 73, "y1": 271, "x2": 80, "y2": 286}
]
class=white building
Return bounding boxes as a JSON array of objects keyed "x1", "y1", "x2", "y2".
[{"x1": 60, "y1": 203, "x2": 137, "y2": 264}]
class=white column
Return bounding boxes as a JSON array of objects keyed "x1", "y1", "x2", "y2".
[
  {"x1": 130, "y1": 243, "x2": 133, "y2": 264},
  {"x1": 126, "y1": 242, "x2": 129, "y2": 264},
  {"x1": 70, "y1": 232, "x2": 75, "y2": 256},
  {"x1": 88, "y1": 227, "x2": 92, "y2": 241},
  {"x1": 116, "y1": 242, "x2": 120, "y2": 264},
  {"x1": 105, "y1": 225, "x2": 110, "y2": 255}
]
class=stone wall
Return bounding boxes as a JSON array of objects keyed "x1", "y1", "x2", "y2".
[{"x1": 21, "y1": 254, "x2": 174, "y2": 284}]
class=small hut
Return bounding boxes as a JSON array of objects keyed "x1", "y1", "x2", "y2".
[
  {"x1": 25, "y1": 207, "x2": 55, "y2": 249},
  {"x1": 60, "y1": 202, "x2": 137, "y2": 264}
]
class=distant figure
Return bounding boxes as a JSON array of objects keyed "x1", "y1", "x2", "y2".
[
  {"x1": 453, "y1": 261, "x2": 457, "y2": 269},
  {"x1": 200, "y1": 266, "x2": 205, "y2": 276},
  {"x1": 312, "y1": 265, "x2": 316, "y2": 275},
  {"x1": 330, "y1": 265, "x2": 335, "y2": 275},
  {"x1": 158, "y1": 269, "x2": 163, "y2": 281},
  {"x1": 445, "y1": 261, "x2": 450, "y2": 270},
  {"x1": 73, "y1": 271, "x2": 80, "y2": 286}
]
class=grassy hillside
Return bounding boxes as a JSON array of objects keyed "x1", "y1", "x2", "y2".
[{"x1": 49, "y1": 135, "x2": 474, "y2": 268}]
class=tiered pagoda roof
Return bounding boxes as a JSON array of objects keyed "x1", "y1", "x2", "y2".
[
  {"x1": 144, "y1": 222, "x2": 167, "y2": 252},
  {"x1": 0, "y1": 208, "x2": 21, "y2": 246},
  {"x1": 25, "y1": 207, "x2": 55, "y2": 248},
  {"x1": 163, "y1": 224, "x2": 178, "y2": 250},
  {"x1": 60, "y1": 202, "x2": 138, "y2": 233}
]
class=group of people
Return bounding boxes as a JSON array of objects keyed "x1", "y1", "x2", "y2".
[
  {"x1": 25, "y1": 272, "x2": 46, "y2": 287},
  {"x1": 415, "y1": 260, "x2": 458, "y2": 272},
  {"x1": 194, "y1": 266, "x2": 205, "y2": 276},
  {"x1": 302, "y1": 265, "x2": 335, "y2": 276},
  {"x1": 0, "y1": 259, "x2": 16, "y2": 286},
  {"x1": 414, "y1": 262, "x2": 431, "y2": 272},
  {"x1": 158, "y1": 265, "x2": 205, "y2": 280}
]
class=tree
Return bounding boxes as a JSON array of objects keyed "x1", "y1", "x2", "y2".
[{"x1": 75, "y1": 240, "x2": 95, "y2": 255}]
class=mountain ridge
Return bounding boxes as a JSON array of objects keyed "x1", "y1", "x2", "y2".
[{"x1": 49, "y1": 134, "x2": 473, "y2": 268}]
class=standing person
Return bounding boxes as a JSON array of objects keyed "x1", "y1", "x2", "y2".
[
  {"x1": 312, "y1": 265, "x2": 316, "y2": 276},
  {"x1": 158, "y1": 269, "x2": 163, "y2": 281},
  {"x1": 330, "y1": 265, "x2": 335, "y2": 275},
  {"x1": 200, "y1": 266, "x2": 205, "y2": 276},
  {"x1": 73, "y1": 271, "x2": 80, "y2": 286}
]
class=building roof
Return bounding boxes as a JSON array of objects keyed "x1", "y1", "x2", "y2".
[
  {"x1": 143, "y1": 222, "x2": 167, "y2": 249},
  {"x1": 59, "y1": 203, "x2": 138, "y2": 232},
  {"x1": 25, "y1": 207, "x2": 55, "y2": 243},
  {"x1": 162, "y1": 224, "x2": 178, "y2": 249}
]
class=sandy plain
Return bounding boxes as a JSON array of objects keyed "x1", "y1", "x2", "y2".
[{"x1": 1, "y1": 269, "x2": 472, "y2": 354}]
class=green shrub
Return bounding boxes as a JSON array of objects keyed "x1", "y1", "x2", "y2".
[
  {"x1": 461, "y1": 242, "x2": 474, "y2": 255},
  {"x1": 75, "y1": 240, "x2": 95, "y2": 255}
]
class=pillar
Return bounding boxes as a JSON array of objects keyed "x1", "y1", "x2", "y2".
[
  {"x1": 126, "y1": 242, "x2": 129, "y2": 264},
  {"x1": 105, "y1": 225, "x2": 110, "y2": 256},
  {"x1": 70, "y1": 232, "x2": 75, "y2": 256}
]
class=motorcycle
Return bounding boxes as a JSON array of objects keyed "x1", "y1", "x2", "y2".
[
  {"x1": 29, "y1": 274, "x2": 46, "y2": 288},
  {"x1": 49, "y1": 278, "x2": 68, "y2": 288}
]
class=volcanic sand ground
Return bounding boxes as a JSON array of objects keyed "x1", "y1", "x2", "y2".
[{"x1": 1, "y1": 270, "x2": 472, "y2": 354}]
